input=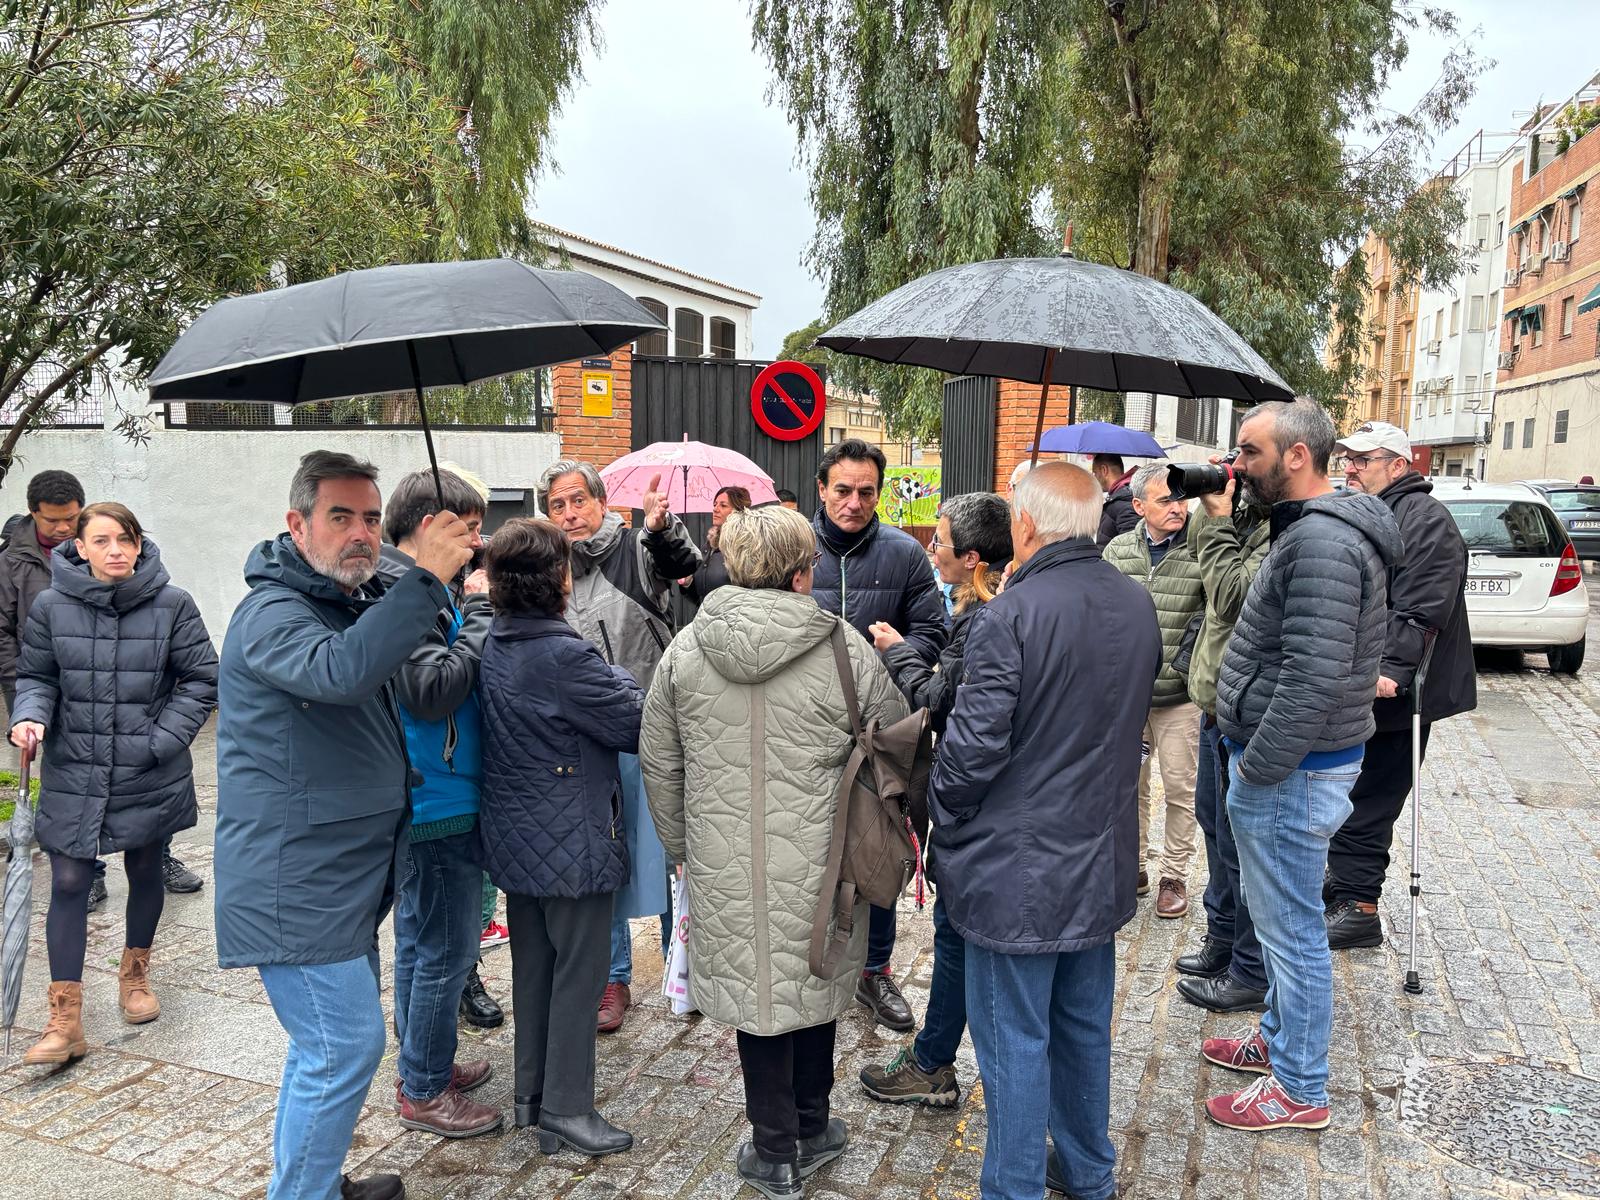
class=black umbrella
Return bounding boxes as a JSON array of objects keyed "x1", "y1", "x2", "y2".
[
  {"x1": 818, "y1": 238, "x2": 1293, "y2": 465},
  {"x1": 148, "y1": 259, "x2": 667, "y2": 502}
]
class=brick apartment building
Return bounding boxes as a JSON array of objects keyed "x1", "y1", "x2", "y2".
[
  {"x1": 1330, "y1": 230, "x2": 1420, "y2": 436},
  {"x1": 1491, "y1": 73, "x2": 1600, "y2": 480}
]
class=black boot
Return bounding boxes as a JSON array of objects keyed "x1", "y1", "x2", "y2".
[
  {"x1": 1175, "y1": 935, "x2": 1231, "y2": 978},
  {"x1": 1175, "y1": 973, "x2": 1267, "y2": 1013},
  {"x1": 1047, "y1": 1147, "x2": 1067, "y2": 1195},
  {"x1": 796, "y1": 1117, "x2": 848, "y2": 1177},
  {"x1": 459, "y1": 965, "x2": 504, "y2": 1029},
  {"x1": 514, "y1": 1094, "x2": 541, "y2": 1129},
  {"x1": 537, "y1": 1109, "x2": 632, "y2": 1157},
  {"x1": 1325, "y1": 899, "x2": 1383, "y2": 950},
  {"x1": 736, "y1": 1143, "x2": 802, "y2": 1199},
  {"x1": 340, "y1": 1174, "x2": 404, "y2": 1200}
]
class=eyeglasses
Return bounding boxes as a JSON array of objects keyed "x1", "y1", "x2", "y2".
[
  {"x1": 929, "y1": 533, "x2": 944, "y2": 551},
  {"x1": 811, "y1": 551, "x2": 822, "y2": 566},
  {"x1": 1337, "y1": 453, "x2": 1399, "y2": 471}
]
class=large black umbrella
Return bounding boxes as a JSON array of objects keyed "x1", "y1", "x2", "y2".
[
  {"x1": 818, "y1": 243, "x2": 1293, "y2": 464},
  {"x1": 148, "y1": 259, "x2": 666, "y2": 500}
]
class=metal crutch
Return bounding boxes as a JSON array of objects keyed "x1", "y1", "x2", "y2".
[{"x1": 1403, "y1": 628, "x2": 1439, "y2": 996}]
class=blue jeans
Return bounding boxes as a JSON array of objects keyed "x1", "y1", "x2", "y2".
[
  {"x1": 393, "y1": 832, "x2": 482, "y2": 1100},
  {"x1": 608, "y1": 902, "x2": 673, "y2": 986},
  {"x1": 965, "y1": 940, "x2": 1117, "y2": 1200},
  {"x1": 913, "y1": 895, "x2": 967, "y2": 1072},
  {"x1": 1196, "y1": 722, "x2": 1266, "y2": 991},
  {"x1": 1226, "y1": 755, "x2": 1360, "y2": 1107},
  {"x1": 866, "y1": 903, "x2": 895, "y2": 973},
  {"x1": 259, "y1": 954, "x2": 386, "y2": 1200}
]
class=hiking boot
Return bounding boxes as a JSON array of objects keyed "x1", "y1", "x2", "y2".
[
  {"x1": 537, "y1": 1109, "x2": 633, "y2": 1157},
  {"x1": 1325, "y1": 899, "x2": 1382, "y2": 950},
  {"x1": 1137, "y1": 870, "x2": 1150, "y2": 897},
  {"x1": 23, "y1": 981, "x2": 88, "y2": 1066},
  {"x1": 855, "y1": 970, "x2": 914, "y2": 1031},
  {"x1": 859, "y1": 1047, "x2": 959, "y2": 1107},
  {"x1": 736, "y1": 1142, "x2": 802, "y2": 1199},
  {"x1": 1175, "y1": 973, "x2": 1268, "y2": 1013},
  {"x1": 1205, "y1": 1073, "x2": 1329, "y2": 1131},
  {"x1": 459, "y1": 966, "x2": 503, "y2": 1029},
  {"x1": 118, "y1": 947, "x2": 160, "y2": 1024},
  {"x1": 597, "y1": 982, "x2": 631, "y2": 1033},
  {"x1": 1175, "y1": 935, "x2": 1231, "y2": 978},
  {"x1": 1155, "y1": 877, "x2": 1188, "y2": 918},
  {"x1": 479, "y1": 920, "x2": 510, "y2": 951},
  {"x1": 797, "y1": 1117, "x2": 848, "y2": 1177},
  {"x1": 1201, "y1": 1028, "x2": 1272, "y2": 1075},
  {"x1": 397, "y1": 1085, "x2": 503, "y2": 1138},
  {"x1": 86, "y1": 873, "x2": 108, "y2": 914},
  {"x1": 162, "y1": 849, "x2": 203, "y2": 893},
  {"x1": 341, "y1": 1173, "x2": 405, "y2": 1200}
]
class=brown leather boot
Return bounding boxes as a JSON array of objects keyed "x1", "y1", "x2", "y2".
[
  {"x1": 23, "y1": 981, "x2": 88, "y2": 1065},
  {"x1": 118, "y1": 947, "x2": 161, "y2": 1024}
]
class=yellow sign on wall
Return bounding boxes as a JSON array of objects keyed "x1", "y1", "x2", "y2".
[{"x1": 581, "y1": 371, "x2": 614, "y2": 417}]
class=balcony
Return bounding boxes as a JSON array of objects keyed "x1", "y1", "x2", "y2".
[{"x1": 1410, "y1": 407, "x2": 1488, "y2": 448}]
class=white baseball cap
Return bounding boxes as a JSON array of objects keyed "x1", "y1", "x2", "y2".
[{"x1": 1335, "y1": 420, "x2": 1412, "y2": 462}]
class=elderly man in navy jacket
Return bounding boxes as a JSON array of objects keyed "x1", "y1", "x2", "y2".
[
  {"x1": 215, "y1": 451, "x2": 473, "y2": 1200},
  {"x1": 930, "y1": 462, "x2": 1160, "y2": 1200}
]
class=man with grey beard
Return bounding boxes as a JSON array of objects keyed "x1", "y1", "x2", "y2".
[{"x1": 214, "y1": 451, "x2": 473, "y2": 1200}]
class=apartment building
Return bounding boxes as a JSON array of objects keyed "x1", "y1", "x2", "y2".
[
  {"x1": 1332, "y1": 230, "x2": 1420, "y2": 436},
  {"x1": 1491, "y1": 72, "x2": 1600, "y2": 481}
]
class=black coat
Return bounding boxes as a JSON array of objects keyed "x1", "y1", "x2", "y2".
[
  {"x1": 812, "y1": 514, "x2": 948, "y2": 665},
  {"x1": 683, "y1": 544, "x2": 731, "y2": 604},
  {"x1": 882, "y1": 600, "x2": 981, "y2": 736},
  {"x1": 928, "y1": 538, "x2": 1160, "y2": 953},
  {"x1": 478, "y1": 614, "x2": 644, "y2": 898},
  {"x1": 1097, "y1": 483, "x2": 1138, "y2": 547},
  {"x1": 12, "y1": 541, "x2": 217, "y2": 859},
  {"x1": 1371, "y1": 472, "x2": 1476, "y2": 733}
]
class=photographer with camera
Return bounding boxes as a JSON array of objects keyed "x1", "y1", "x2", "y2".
[
  {"x1": 1165, "y1": 453, "x2": 1273, "y2": 1015},
  {"x1": 1324, "y1": 422, "x2": 1475, "y2": 950}
]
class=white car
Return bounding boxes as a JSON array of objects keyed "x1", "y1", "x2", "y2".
[{"x1": 1432, "y1": 480, "x2": 1588, "y2": 673}]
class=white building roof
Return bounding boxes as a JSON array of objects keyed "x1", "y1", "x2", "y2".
[{"x1": 533, "y1": 221, "x2": 761, "y2": 310}]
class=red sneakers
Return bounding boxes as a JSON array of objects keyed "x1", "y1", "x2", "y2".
[
  {"x1": 597, "y1": 982, "x2": 631, "y2": 1033},
  {"x1": 1201, "y1": 1029, "x2": 1272, "y2": 1075},
  {"x1": 480, "y1": 920, "x2": 510, "y2": 950},
  {"x1": 1205, "y1": 1074, "x2": 1330, "y2": 1131}
]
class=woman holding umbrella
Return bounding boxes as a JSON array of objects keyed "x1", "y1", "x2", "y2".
[
  {"x1": 8, "y1": 503, "x2": 217, "y2": 1065},
  {"x1": 681, "y1": 485, "x2": 752, "y2": 603}
]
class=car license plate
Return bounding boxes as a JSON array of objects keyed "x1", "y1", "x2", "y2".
[
  {"x1": 1573, "y1": 520, "x2": 1600, "y2": 530},
  {"x1": 1465, "y1": 577, "x2": 1510, "y2": 596}
]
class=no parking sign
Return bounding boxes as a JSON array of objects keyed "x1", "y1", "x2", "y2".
[{"x1": 750, "y1": 360, "x2": 826, "y2": 442}]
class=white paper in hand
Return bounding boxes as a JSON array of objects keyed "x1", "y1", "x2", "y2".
[{"x1": 662, "y1": 874, "x2": 694, "y2": 1015}]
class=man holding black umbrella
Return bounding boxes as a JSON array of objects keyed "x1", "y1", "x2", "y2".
[
  {"x1": 214, "y1": 451, "x2": 474, "y2": 1200},
  {"x1": 1326, "y1": 422, "x2": 1475, "y2": 950}
]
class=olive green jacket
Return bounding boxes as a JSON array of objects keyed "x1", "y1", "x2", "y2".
[
  {"x1": 1103, "y1": 521, "x2": 1205, "y2": 707},
  {"x1": 1185, "y1": 510, "x2": 1272, "y2": 716}
]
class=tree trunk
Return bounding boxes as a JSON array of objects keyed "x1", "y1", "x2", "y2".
[{"x1": 1132, "y1": 177, "x2": 1171, "y2": 281}]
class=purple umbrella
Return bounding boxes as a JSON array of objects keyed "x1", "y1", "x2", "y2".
[{"x1": 1026, "y1": 422, "x2": 1165, "y2": 458}]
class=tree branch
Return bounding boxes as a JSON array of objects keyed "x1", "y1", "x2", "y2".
[{"x1": 0, "y1": 337, "x2": 114, "y2": 473}]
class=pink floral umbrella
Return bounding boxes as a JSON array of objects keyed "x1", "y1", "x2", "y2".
[{"x1": 600, "y1": 438, "x2": 778, "y2": 513}]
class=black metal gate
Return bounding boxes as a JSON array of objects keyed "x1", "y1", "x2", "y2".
[{"x1": 941, "y1": 375, "x2": 997, "y2": 499}]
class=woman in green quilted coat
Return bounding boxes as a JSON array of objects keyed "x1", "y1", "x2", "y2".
[{"x1": 642, "y1": 504, "x2": 907, "y2": 1200}]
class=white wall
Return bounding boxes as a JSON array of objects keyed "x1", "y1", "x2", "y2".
[
  {"x1": 578, "y1": 258, "x2": 758, "y2": 358},
  {"x1": 0, "y1": 425, "x2": 560, "y2": 647}
]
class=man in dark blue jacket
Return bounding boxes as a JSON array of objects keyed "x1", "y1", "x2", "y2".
[
  {"x1": 215, "y1": 452, "x2": 473, "y2": 1200},
  {"x1": 811, "y1": 438, "x2": 947, "y2": 1032},
  {"x1": 930, "y1": 462, "x2": 1160, "y2": 1200}
]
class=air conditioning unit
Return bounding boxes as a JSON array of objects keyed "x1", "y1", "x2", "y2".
[
  {"x1": 1426, "y1": 339, "x2": 1442, "y2": 355},
  {"x1": 1526, "y1": 254, "x2": 1546, "y2": 276},
  {"x1": 1550, "y1": 240, "x2": 1570, "y2": 262},
  {"x1": 1504, "y1": 267, "x2": 1522, "y2": 287},
  {"x1": 1498, "y1": 349, "x2": 1520, "y2": 370}
]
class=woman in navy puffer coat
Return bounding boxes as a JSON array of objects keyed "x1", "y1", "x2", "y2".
[
  {"x1": 9, "y1": 503, "x2": 216, "y2": 1065},
  {"x1": 477, "y1": 518, "x2": 643, "y2": 1158}
]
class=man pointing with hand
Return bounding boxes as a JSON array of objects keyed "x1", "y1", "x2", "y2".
[{"x1": 214, "y1": 452, "x2": 475, "y2": 1200}]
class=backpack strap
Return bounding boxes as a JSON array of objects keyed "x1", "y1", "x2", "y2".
[
  {"x1": 829, "y1": 622, "x2": 864, "y2": 739},
  {"x1": 809, "y1": 623, "x2": 867, "y2": 978}
]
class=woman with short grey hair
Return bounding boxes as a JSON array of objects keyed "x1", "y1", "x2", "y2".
[{"x1": 641, "y1": 504, "x2": 908, "y2": 1198}]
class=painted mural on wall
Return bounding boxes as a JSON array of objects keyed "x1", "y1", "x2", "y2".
[{"x1": 878, "y1": 467, "x2": 941, "y2": 526}]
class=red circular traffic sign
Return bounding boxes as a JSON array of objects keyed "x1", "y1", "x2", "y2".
[{"x1": 750, "y1": 360, "x2": 826, "y2": 442}]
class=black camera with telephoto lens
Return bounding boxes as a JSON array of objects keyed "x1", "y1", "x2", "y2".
[{"x1": 1165, "y1": 450, "x2": 1240, "y2": 501}]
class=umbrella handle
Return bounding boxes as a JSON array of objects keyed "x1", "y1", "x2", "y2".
[{"x1": 18, "y1": 729, "x2": 35, "y2": 793}]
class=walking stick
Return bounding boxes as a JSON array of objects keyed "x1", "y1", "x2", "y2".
[{"x1": 1403, "y1": 628, "x2": 1439, "y2": 996}]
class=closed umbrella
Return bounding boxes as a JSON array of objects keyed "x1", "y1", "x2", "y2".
[
  {"x1": 2, "y1": 731, "x2": 38, "y2": 1059},
  {"x1": 600, "y1": 438, "x2": 778, "y2": 514},
  {"x1": 818, "y1": 235, "x2": 1292, "y2": 466},
  {"x1": 148, "y1": 259, "x2": 666, "y2": 503},
  {"x1": 1027, "y1": 421, "x2": 1166, "y2": 458}
]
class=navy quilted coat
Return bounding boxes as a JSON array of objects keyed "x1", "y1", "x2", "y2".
[
  {"x1": 12, "y1": 540, "x2": 217, "y2": 859},
  {"x1": 478, "y1": 613, "x2": 644, "y2": 898}
]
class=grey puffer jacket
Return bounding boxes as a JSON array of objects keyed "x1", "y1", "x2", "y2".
[
  {"x1": 1217, "y1": 492, "x2": 1403, "y2": 786},
  {"x1": 640, "y1": 587, "x2": 907, "y2": 1036},
  {"x1": 567, "y1": 512, "x2": 700, "y2": 689},
  {"x1": 12, "y1": 541, "x2": 217, "y2": 859}
]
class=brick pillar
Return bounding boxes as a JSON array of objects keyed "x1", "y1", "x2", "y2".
[
  {"x1": 993, "y1": 377, "x2": 1077, "y2": 492},
  {"x1": 551, "y1": 344, "x2": 633, "y2": 484}
]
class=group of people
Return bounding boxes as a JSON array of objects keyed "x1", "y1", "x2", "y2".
[{"x1": 2, "y1": 395, "x2": 1474, "y2": 1200}]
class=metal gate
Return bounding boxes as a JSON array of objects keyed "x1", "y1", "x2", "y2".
[{"x1": 941, "y1": 375, "x2": 997, "y2": 499}]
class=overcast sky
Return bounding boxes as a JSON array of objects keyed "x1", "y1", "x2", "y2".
[{"x1": 532, "y1": 1, "x2": 1600, "y2": 359}]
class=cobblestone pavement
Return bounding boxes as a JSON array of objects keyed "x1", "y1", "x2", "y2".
[{"x1": 3, "y1": 599, "x2": 1600, "y2": 1199}]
